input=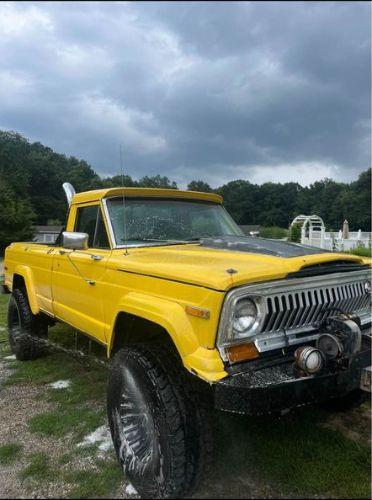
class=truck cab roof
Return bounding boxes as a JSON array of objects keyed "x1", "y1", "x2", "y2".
[{"x1": 71, "y1": 187, "x2": 223, "y2": 205}]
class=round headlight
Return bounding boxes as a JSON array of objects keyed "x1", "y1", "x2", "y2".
[{"x1": 233, "y1": 299, "x2": 257, "y2": 337}]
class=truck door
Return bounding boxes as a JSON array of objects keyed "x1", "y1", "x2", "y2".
[{"x1": 51, "y1": 204, "x2": 111, "y2": 344}]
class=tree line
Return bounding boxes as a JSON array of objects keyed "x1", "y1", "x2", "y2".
[{"x1": 0, "y1": 130, "x2": 370, "y2": 251}]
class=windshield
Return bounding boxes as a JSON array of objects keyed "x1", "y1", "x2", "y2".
[{"x1": 106, "y1": 197, "x2": 243, "y2": 246}]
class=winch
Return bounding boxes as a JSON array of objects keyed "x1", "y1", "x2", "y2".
[{"x1": 294, "y1": 313, "x2": 363, "y2": 377}]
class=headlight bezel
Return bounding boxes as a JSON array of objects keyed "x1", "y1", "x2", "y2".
[
  {"x1": 232, "y1": 298, "x2": 259, "y2": 337},
  {"x1": 217, "y1": 289, "x2": 265, "y2": 351}
]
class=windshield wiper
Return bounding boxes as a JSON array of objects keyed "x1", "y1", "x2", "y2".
[
  {"x1": 120, "y1": 237, "x2": 201, "y2": 246},
  {"x1": 140, "y1": 238, "x2": 200, "y2": 245}
]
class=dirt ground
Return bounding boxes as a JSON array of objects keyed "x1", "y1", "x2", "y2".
[
  {"x1": 0, "y1": 349, "x2": 370, "y2": 499},
  {"x1": 0, "y1": 353, "x2": 276, "y2": 499}
]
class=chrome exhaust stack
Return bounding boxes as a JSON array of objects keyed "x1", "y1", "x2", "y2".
[{"x1": 62, "y1": 182, "x2": 76, "y2": 207}]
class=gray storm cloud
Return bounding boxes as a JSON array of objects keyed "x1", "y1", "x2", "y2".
[{"x1": 0, "y1": 1, "x2": 370, "y2": 187}]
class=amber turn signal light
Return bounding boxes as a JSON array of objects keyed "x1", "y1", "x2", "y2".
[
  {"x1": 185, "y1": 305, "x2": 210, "y2": 319},
  {"x1": 226, "y1": 342, "x2": 259, "y2": 364}
]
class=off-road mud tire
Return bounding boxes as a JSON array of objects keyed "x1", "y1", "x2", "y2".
[
  {"x1": 320, "y1": 389, "x2": 368, "y2": 412},
  {"x1": 107, "y1": 344, "x2": 212, "y2": 499},
  {"x1": 7, "y1": 288, "x2": 48, "y2": 361}
]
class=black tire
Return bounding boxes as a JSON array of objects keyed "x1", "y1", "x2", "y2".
[
  {"x1": 7, "y1": 288, "x2": 48, "y2": 361},
  {"x1": 320, "y1": 389, "x2": 368, "y2": 412},
  {"x1": 107, "y1": 344, "x2": 211, "y2": 499}
]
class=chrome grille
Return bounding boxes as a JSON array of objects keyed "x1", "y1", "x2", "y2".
[
  {"x1": 261, "y1": 280, "x2": 370, "y2": 334},
  {"x1": 217, "y1": 269, "x2": 371, "y2": 355}
]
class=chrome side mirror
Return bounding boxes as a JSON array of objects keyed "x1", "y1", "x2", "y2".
[{"x1": 62, "y1": 231, "x2": 89, "y2": 250}]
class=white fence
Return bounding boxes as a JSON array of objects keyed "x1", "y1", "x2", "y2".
[{"x1": 302, "y1": 229, "x2": 371, "y2": 251}]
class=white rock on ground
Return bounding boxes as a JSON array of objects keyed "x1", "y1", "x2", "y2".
[
  {"x1": 77, "y1": 425, "x2": 114, "y2": 452},
  {"x1": 4, "y1": 355, "x2": 16, "y2": 360},
  {"x1": 49, "y1": 380, "x2": 71, "y2": 389},
  {"x1": 124, "y1": 483, "x2": 138, "y2": 496}
]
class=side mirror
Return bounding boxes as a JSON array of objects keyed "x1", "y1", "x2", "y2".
[{"x1": 62, "y1": 231, "x2": 89, "y2": 250}]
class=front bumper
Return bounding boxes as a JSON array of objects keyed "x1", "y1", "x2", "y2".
[{"x1": 214, "y1": 342, "x2": 371, "y2": 415}]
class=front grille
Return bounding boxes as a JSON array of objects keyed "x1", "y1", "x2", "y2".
[
  {"x1": 261, "y1": 281, "x2": 370, "y2": 333},
  {"x1": 217, "y1": 269, "x2": 371, "y2": 357}
]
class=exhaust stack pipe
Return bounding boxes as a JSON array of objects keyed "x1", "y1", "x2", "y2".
[{"x1": 62, "y1": 182, "x2": 76, "y2": 207}]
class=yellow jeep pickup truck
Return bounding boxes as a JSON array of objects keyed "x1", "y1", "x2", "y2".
[{"x1": 3, "y1": 183, "x2": 371, "y2": 498}]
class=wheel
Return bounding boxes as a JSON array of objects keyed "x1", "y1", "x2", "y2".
[
  {"x1": 7, "y1": 288, "x2": 48, "y2": 361},
  {"x1": 320, "y1": 389, "x2": 368, "y2": 412},
  {"x1": 107, "y1": 344, "x2": 211, "y2": 499}
]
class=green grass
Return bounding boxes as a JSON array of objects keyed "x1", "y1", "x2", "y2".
[
  {"x1": 58, "y1": 442, "x2": 100, "y2": 465},
  {"x1": 213, "y1": 408, "x2": 371, "y2": 498},
  {"x1": 5, "y1": 350, "x2": 107, "y2": 401},
  {"x1": 346, "y1": 245, "x2": 372, "y2": 258},
  {"x1": 19, "y1": 452, "x2": 52, "y2": 481},
  {"x1": 0, "y1": 295, "x2": 10, "y2": 360},
  {"x1": 28, "y1": 407, "x2": 105, "y2": 440},
  {"x1": 0, "y1": 443, "x2": 23, "y2": 465},
  {"x1": 0, "y1": 294, "x2": 8, "y2": 330},
  {"x1": 66, "y1": 459, "x2": 123, "y2": 498}
]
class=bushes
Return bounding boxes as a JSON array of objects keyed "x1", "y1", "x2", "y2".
[
  {"x1": 259, "y1": 226, "x2": 288, "y2": 239},
  {"x1": 345, "y1": 242, "x2": 372, "y2": 258},
  {"x1": 288, "y1": 223, "x2": 302, "y2": 243}
]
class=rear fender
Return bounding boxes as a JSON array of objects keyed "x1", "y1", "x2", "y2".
[{"x1": 13, "y1": 265, "x2": 39, "y2": 315}]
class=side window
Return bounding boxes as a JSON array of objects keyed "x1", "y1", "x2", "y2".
[
  {"x1": 75, "y1": 206, "x2": 110, "y2": 249},
  {"x1": 75, "y1": 206, "x2": 98, "y2": 247},
  {"x1": 94, "y1": 209, "x2": 110, "y2": 249}
]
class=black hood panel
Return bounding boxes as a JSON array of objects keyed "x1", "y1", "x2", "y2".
[{"x1": 200, "y1": 236, "x2": 330, "y2": 258}]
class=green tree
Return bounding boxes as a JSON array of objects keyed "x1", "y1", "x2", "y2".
[
  {"x1": 0, "y1": 129, "x2": 370, "y2": 241},
  {"x1": 0, "y1": 180, "x2": 35, "y2": 252},
  {"x1": 218, "y1": 180, "x2": 258, "y2": 224},
  {"x1": 138, "y1": 175, "x2": 177, "y2": 189},
  {"x1": 101, "y1": 174, "x2": 137, "y2": 188},
  {"x1": 187, "y1": 180, "x2": 213, "y2": 192}
]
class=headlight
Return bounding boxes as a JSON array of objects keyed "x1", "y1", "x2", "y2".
[{"x1": 233, "y1": 299, "x2": 257, "y2": 337}]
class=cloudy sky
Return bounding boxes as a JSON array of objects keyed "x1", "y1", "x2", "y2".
[{"x1": 0, "y1": 1, "x2": 370, "y2": 188}]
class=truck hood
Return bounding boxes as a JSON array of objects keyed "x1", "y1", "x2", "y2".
[{"x1": 111, "y1": 236, "x2": 366, "y2": 291}]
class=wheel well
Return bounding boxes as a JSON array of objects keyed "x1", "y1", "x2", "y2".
[
  {"x1": 110, "y1": 312, "x2": 179, "y2": 357},
  {"x1": 13, "y1": 274, "x2": 26, "y2": 290}
]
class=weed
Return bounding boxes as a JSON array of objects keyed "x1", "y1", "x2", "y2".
[
  {"x1": 66, "y1": 458, "x2": 123, "y2": 498},
  {"x1": 0, "y1": 443, "x2": 22, "y2": 465},
  {"x1": 19, "y1": 452, "x2": 52, "y2": 481}
]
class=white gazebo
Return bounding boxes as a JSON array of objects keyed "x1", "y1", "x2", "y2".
[{"x1": 290, "y1": 214, "x2": 326, "y2": 248}]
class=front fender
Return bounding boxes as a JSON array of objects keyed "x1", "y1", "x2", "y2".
[
  {"x1": 13, "y1": 265, "x2": 39, "y2": 315},
  {"x1": 108, "y1": 291, "x2": 227, "y2": 382}
]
